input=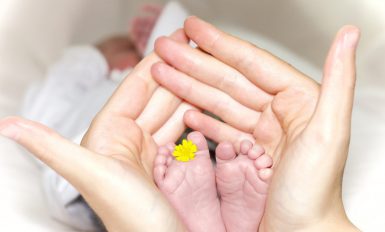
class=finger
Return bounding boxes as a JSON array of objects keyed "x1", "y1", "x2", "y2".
[
  {"x1": 154, "y1": 36, "x2": 273, "y2": 110},
  {"x1": 309, "y1": 26, "x2": 360, "y2": 140},
  {"x1": 136, "y1": 87, "x2": 181, "y2": 134},
  {"x1": 183, "y1": 16, "x2": 313, "y2": 93},
  {"x1": 100, "y1": 29, "x2": 189, "y2": 120},
  {"x1": 0, "y1": 117, "x2": 102, "y2": 189},
  {"x1": 153, "y1": 103, "x2": 198, "y2": 145},
  {"x1": 152, "y1": 62, "x2": 260, "y2": 133},
  {"x1": 135, "y1": 31, "x2": 192, "y2": 134},
  {"x1": 183, "y1": 110, "x2": 255, "y2": 153}
]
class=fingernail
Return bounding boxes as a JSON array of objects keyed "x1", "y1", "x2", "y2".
[
  {"x1": 0, "y1": 124, "x2": 19, "y2": 140},
  {"x1": 334, "y1": 26, "x2": 360, "y2": 61},
  {"x1": 342, "y1": 27, "x2": 360, "y2": 50}
]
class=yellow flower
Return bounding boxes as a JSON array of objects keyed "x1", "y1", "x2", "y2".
[{"x1": 172, "y1": 139, "x2": 198, "y2": 162}]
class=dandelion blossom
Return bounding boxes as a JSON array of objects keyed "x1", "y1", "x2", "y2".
[{"x1": 173, "y1": 139, "x2": 197, "y2": 162}]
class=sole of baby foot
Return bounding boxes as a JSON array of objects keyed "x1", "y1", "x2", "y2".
[
  {"x1": 153, "y1": 131, "x2": 226, "y2": 232},
  {"x1": 215, "y1": 140, "x2": 273, "y2": 232}
]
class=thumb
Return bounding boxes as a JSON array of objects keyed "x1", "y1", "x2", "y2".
[
  {"x1": 309, "y1": 26, "x2": 360, "y2": 143},
  {"x1": 0, "y1": 116, "x2": 101, "y2": 192}
]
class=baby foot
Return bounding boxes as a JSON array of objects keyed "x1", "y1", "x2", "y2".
[
  {"x1": 216, "y1": 140, "x2": 273, "y2": 232},
  {"x1": 153, "y1": 131, "x2": 225, "y2": 232}
]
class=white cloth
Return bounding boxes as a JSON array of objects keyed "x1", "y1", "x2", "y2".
[
  {"x1": 22, "y1": 46, "x2": 124, "y2": 231},
  {"x1": 22, "y1": 46, "x2": 109, "y2": 140}
]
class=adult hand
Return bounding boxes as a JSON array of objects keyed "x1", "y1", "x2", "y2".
[
  {"x1": 0, "y1": 29, "x2": 193, "y2": 231},
  {"x1": 152, "y1": 17, "x2": 360, "y2": 231},
  {"x1": 85, "y1": 29, "x2": 197, "y2": 174}
]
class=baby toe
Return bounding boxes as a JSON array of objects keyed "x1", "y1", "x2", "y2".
[
  {"x1": 254, "y1": 154, "x2": 273, "y2": 170},
  {"x1": 153, "y1": 165, "x2": 167, "y2": 186},
  {"x1": 240, "y1": 140, "x2": 253, "y2": 154},
  {"x1": 187, "y1": 131, "x2": 208, "y2": 151},
  {"x1": 154, "y1": 147, "x2": 168, "y2": 165},
  {"x1": 258, "y1": 168, "x2": 273, "y2": 183},
  {"x1": 166, "y1": 142, "x2": 176, "y2": 154},
  {"x1": 166, "y1": 156, "x2": 173, "y2": 166},
  {"x1": 248, "y1": 144, "x2": 265, "y2": 159},
  {"x1": 215, "y1": 142, "x2": 237, "y2": 164}
]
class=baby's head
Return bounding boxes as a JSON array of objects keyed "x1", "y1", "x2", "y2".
[
  {"x1": 97, "y1": 4, "x2": 163, "y2": 71},
  {"x1": 96, "y1": 36, "x2": 141, "y2": 71}
]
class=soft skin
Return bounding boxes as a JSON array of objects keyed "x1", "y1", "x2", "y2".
[
  {"x1": 154, "y1": 133, "x2": 273, "y2": 232},
  {"x1": 154, "y1": 131, "x2": 226, "y2": 232},
  {"x1": 215, "y1": 140, "x2": 273, "y2": 232},
  {"x1": 151, "y1": 16, "x2": 361, "y2": 232},
  {"x1": 0, "y1": 17, "x2": 361, "y2": 232},
  {"x1": 0, "y1": 29, "x2": 193, "y2": 232}
]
